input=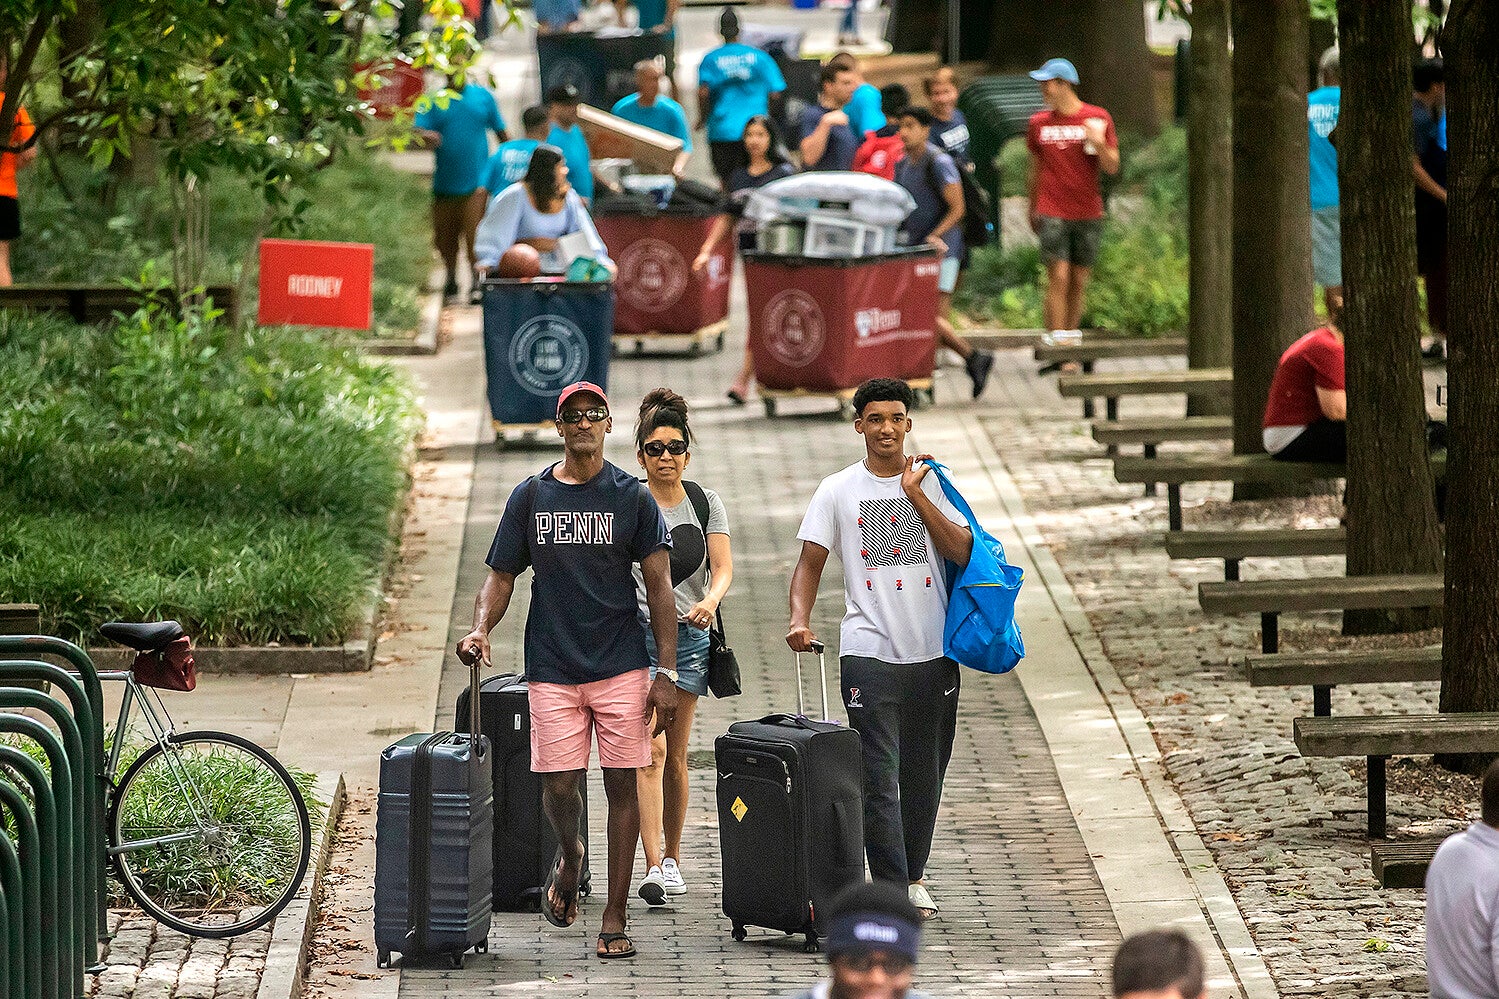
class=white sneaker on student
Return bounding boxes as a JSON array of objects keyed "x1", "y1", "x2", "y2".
[
  {"x1": 661, "y1": 858, "x2": 687, "y2": 896},
  {"x1": 638, "y1": 867, "x2": 667, "y2": 907}
]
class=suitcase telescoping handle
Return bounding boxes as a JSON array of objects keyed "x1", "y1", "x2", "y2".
[
  {"x1": 456, "y1": 645, "x2": 484, "y2": 749},
  {"x1": 795, "y1": 640, "x2": 830, "y2": 722}
]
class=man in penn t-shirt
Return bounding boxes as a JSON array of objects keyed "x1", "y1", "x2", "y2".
[
  {"x1": 698, "y1": 7, "x2": 786, "y2": 187},
  {"x1": 787, "y1": 378, "x2": 973, "y2": 922},
  {"x1": 1025, "y1": 58, "x2": 1119, "y2": 347},
  {"x1": 458, "y1": 382, "x2": 680, "y2": 960}
]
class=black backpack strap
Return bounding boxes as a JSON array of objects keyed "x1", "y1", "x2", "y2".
[{"x1": 683, "y1": 479, "x2": 710, "y2": 533}]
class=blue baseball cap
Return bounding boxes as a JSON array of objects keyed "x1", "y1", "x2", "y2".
[{"x1": 1029, "y1": 58, "x2": 1080, "y2": 85}]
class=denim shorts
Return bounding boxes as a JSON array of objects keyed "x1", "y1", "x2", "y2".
[{"x1": 643, "y1": 620, "x2": 711, "y2": 697}]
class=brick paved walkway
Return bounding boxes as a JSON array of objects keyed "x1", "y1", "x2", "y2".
[
  {"x1": 398, "y1": 286, "x2": 1124, "y2": 996},
  {"x1": 981, "y1": 353, "x2": 1448, "y2": 998}
]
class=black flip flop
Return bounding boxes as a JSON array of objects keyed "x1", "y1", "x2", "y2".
[
  {"x1": 541, "y1": 847, "x2": 577, "y2": 928},
  {"x1": 726, "y1": 389, "x2": 746, "y2": 406},
  {"x1": 596, "y1": 930, "x2": 636, "y2": 959}
]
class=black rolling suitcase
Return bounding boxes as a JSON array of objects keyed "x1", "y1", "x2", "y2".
[
  {"x1": 374, "y1": 655, "x2": 493, "y2": 968},
  {"x1": 456, "y1": 672, "x2": 592, "y2": 911},
  {"x1": 716, "y1": 641, "x2": 865, "y2": 952}
]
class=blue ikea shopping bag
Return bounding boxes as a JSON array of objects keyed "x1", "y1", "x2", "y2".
[{"x1": 924, "y1": 460, "x2": 1025, "y2": 674}]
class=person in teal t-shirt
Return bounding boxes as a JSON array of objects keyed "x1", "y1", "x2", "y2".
[
  {"x1": 480, "y1": 105, "x2": 550, "y2": 201},
  {"x1": 413, "y1": 79, "x2": 508, "y2": 300},
  {"x1": 1306, "y1": 46, "x2": 1341, "y2": 318},
  {"x1": 546, "y1": 83, "x2": 594, "y2": 202},
  {"x1": 697, "y1": 7, "x2": 786, "y2": 188},
  {"x1": 612, "y1": 61, "x2": 692, "y2": 177},
  {"x1": 614, "y1": 0, "x2": 680, "y2": 96}
]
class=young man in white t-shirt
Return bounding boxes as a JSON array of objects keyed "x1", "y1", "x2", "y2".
[{"x1": 786, "y1": 378, "x2": 973, "y2": 920}]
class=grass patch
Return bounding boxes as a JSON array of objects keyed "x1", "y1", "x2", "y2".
[
  {"x1": 0, "y1": 307, "x2": 420, "y2": 645},
  {"x1": 961, "y1": 126, "x2": 1187, "y2": 336},
  {"x1": 12, "y1": 143, "x2": 432, "y2": 337}
]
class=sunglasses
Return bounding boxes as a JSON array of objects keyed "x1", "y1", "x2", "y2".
[
  {"x1": 838, "y1": 953, "x2": 914, "y2": 975},
  {"x1": 558, "y1": 406, "x2": 609, "y2": 424},
  {"x1": 642, "y1": 439, "x2": 688, "y2": 457}
]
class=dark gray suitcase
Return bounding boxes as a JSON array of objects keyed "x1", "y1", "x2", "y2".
[
  {"x1": 455, "y1": 673, "x2": 591, "y2": 911},
  {"x1": 716, "y1": 643, "x2": 864, "y2": 952},
  {"x1": 374, "y1": 657, "x2": 493, "y2": 968}
]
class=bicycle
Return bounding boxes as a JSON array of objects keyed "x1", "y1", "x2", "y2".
[{"x1": 90, "y1": 620, "x2": 312, "y2": 938}]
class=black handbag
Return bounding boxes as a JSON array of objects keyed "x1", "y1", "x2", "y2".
[
  {"x1": 707, "y1": 608, "x2": 742, "y2": 699},
  {"x1": 685, "y1": 480, "x2": 741, "y2": 698}
]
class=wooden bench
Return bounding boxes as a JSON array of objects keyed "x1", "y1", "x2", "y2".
[
  {"x1": 1198, "y1": 573, "x2": 1444, "y2": 654},
  {"x1": 0, "y1": 284, "x2": 239, "y2": 325},
  {"x1": 1113, "y1": 454, "x2": 1344, "y2": 531},
  {"x1": 1244, "y1": 645, "x2": 1441, "y2": 716},
  {"x1": 1165, "y1": 526, "x2": 1346, "y2": 580},
  {"x1": 1294, "y1": 712, "x2": 1499, "y2": 837},
  {"x1": 0, "y1": 604, "x2": 39, "y2": 636},
  {"x1": 1033, "y1": 336, "x2": 1186, "y2": 365},
  {"x1": 1091, "y1": 415, "x2": 1232, "y2": 469},
  {"x1": 1370, "y1": 838, "x2": 1443, "y2": 888},
  {"x1": 959, "y1": 328, "x2": 1049, "y2": 350},
  {"x1": 1057, "y1": 367, "x2": 1231, "y2": 422}
]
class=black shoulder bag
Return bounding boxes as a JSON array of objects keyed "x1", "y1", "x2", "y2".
[
  {"x1": 684, "y1": 480, "x2": 741, "y2": 698},
  {"x1": 924, "y1": 150, "x2": 994, "y2": 249}
]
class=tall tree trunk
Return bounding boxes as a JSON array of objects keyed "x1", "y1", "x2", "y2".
[
  {"x1": 1438, "y1": 0, "x2": 1499, "y2": 771},
  {"x1": 1229, "y1": 0, "x2": 1313, "y2": 467},
  {"x1": 1337, "y1": 0, "x2": 1444, "y2": 635},
  {"x1": 1186, "y1": 0, "x2": 1233, "y2": 416}
]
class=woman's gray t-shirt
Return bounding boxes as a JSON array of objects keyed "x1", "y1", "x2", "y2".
[{"x1": 633, "y1": 485, "x2": 730, "y2": 621}]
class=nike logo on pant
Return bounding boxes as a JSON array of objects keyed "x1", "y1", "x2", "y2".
[{"x1": 944, "y1": 686, "x2": 957, "y2": 696}]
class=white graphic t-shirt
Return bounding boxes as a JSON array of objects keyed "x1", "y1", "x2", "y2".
[{"x1": 797, "y1": 460, "x2": 967, "y2": 664}]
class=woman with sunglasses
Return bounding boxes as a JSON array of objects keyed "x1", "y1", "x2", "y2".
[{"x1": 630, "y1": 388, "x2": 733, "y2": 907}]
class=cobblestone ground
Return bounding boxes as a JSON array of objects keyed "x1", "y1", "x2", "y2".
[
  {"x1": 983, "y1": 353, "x2": 1453, "y2": 999},
  {"x1": 394, "y1": 292, "x2": 1123, "y2": 997},
  {"x1": 87, "y1": 910, "x2": 271, "y2": 999}
]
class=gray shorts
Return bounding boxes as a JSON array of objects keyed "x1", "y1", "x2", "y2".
[
  {"x1": 1311, "y1": 204, "x2": 1342, "y2": 287},
  {"x1": 1037, "y1": 215, "x2": 1103, "y2": 267}
]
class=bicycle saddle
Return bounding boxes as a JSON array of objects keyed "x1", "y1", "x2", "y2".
[{"x1": 100, "y1": 620, "x2": 186, "y2": 652}]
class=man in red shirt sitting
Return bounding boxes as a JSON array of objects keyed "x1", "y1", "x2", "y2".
[
  {"x1": 1025, "y1": 58, "x2": 1119, "y2": 347},
  {"x1": 1262, "y1": 324, "x2": 1346, "y2": 462}
]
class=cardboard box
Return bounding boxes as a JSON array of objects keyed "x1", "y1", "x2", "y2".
[{"x1": 577, "y1": 103, "x2": 682, "y2": 174}]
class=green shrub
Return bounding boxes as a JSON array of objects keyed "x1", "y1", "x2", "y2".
[{"x1": 0, "y1": 307, "x2": 420, "y2": 644}]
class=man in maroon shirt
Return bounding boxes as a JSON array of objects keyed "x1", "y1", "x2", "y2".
[
  {"x1": 1025, "y1": 58, "x2": 1119, "y2": 346},
  {"x1": 1262, "y1": 324, "x2": 1346, "y2": 462}
]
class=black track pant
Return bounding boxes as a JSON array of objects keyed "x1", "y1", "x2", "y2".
[{"x1": 839, "y1": 655, "x2": 960, "y2": 885}]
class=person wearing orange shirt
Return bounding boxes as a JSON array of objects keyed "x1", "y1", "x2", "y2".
[{"x1": 0, "y1": 74, "x2": 38, "y2": 286}]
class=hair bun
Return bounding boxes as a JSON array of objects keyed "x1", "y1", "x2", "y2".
[{"x1": 639, "y1": 387, "x2": 688, "y2": 416}]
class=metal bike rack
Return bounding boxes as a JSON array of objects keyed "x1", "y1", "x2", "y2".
[
  {"x1": 0, "y1": 779, "x2": 53, "y2": 999},
  {"x1": 0, "y1": 744, "x2": 74, "y2": 992},
  {"x1": 0, "y1": 635, "x2": 107, "y2": 953}
]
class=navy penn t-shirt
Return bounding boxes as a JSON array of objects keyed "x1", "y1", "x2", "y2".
[{"x1": 486, "y1": 461, "x2": 672, "y2": 685}]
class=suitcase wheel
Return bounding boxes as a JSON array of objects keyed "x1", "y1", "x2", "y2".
[
  {"x1": 803, "y1": 933, "x2": 820, "y2": 954},
  {"x1": 450, "y1": 952, "x2": 466, "y2": 969},
  {"x1": 731, "y1": 923, "x2": 747, "y2": 942}
]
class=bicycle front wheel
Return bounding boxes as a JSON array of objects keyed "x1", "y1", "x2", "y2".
[{"x1": 109, "y1": 731, "x2": 312, "y2": 938}]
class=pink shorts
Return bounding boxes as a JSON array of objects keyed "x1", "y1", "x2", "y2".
[{"x1": 529, "y1": 669, "x2": 651, "y2": 772}]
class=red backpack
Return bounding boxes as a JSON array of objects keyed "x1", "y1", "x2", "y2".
[{"x1": 852, "y1": 131, "x2": 904, "y2": 181}]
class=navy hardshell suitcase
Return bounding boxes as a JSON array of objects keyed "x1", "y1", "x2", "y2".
[
  {"x1": 455, "y1": 672, "x2": 592, "y2": 911},
  {"x1": 374, "y1": 657, "x2": 493, "y2": 968},
  {"x1": 716, "y1": 642, "x2": 865, "y2": 952}
]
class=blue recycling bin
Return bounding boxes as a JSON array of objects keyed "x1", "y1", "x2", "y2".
[{"x1": 481, "y1": 278, "x2": 614, "y2": 428}]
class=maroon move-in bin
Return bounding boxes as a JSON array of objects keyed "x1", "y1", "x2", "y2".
[
  {"x1": 745, "y1": 248, "x2": 940, "y2": 398},
  {"x1": 593, "y1": 212, "x2": 732, "y2": 348}
]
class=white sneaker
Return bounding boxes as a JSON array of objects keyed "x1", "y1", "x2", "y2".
[
  {"x1": 1054, "y1": 329, "x2": 1084, "y2": 346},
  {"x1": 638, "y1": 866, "x2": 667, "y2": 907},
  {"x1": 661, "y1": 858, "x2": 687, "y2": 896}
]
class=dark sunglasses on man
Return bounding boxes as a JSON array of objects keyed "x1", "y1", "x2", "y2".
[
  {"x1": 642, "y1": 440, "x2": 688, "y2": 457},
  {"x1": 558, "y1": 406, "x2": 609, "y2": 425}
]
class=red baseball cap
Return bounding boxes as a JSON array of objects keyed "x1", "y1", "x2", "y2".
[{"x1": 556, "y1": 381, "x2": 609, "y2": 417}]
